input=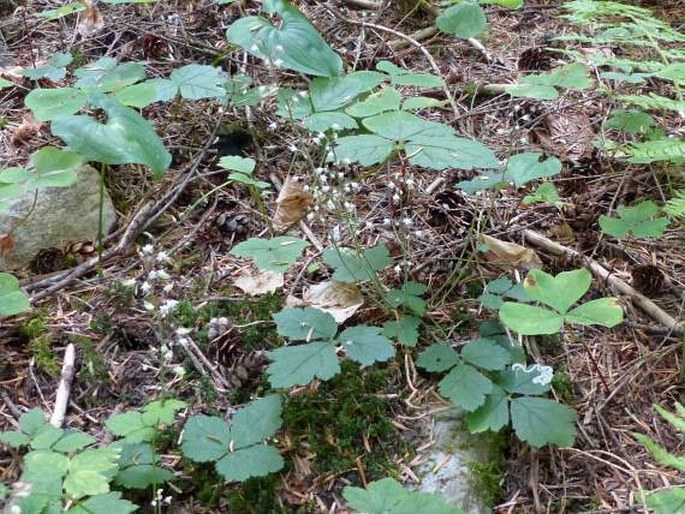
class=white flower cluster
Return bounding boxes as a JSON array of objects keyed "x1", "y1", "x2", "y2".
[{"x1": 150, "y1": 487, "x2": 173, "y2": 507}]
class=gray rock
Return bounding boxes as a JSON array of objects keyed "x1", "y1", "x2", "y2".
[
  {"x1": 415, "y1": 409, "x2": 497, "y2": 514},
  {"x1": 0, "y1": 164, "x2": 116, "y2": 270}
]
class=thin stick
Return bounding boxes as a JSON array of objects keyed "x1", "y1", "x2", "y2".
[{"x1": 50, "y1": 343, "x2": 75, "y2": 428}]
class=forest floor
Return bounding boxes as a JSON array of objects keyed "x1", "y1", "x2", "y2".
[{"x1": 1, "y1": 0, "x2": 684, "y2": 512}]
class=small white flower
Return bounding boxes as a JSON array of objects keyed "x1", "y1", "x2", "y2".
[
  {"x1": 272, "y1": 58, "x2": 284, "y2": 68},
  {"x1": 140, "y1": 244, "x2": 154, "y2": 256},
  {"x1": 140, "y1": 281, "x2": 152, "y2": 294},
  {"x1": 298, "y1": 90, "x2": 308, "y2": 98},
  {"x1": 268, "y1": 121, "x2": 278, "y2": 131},
  {"x1": 401, "y1": 217, "x2": 413, "y2": 227},
  {"x1": 159, "y1": 299, "x2": 179, "y2": 317},
  {"x1": 383, "y1": 218, "x2": 392, "y2": 226},
  {"x1": 332, "y1": 225, "x2": 342, "y2": 242},
  {"x1": 326, "y1": 199, "x2": 336, "y2": 211},
  {"x1": 331, "y1": 123, "x2": 341, "y2": 131},
  {"x1": 156, "y1": 251, "x2": 170, "y2": 263},
  {"x1": 149, "y1": 269, "x2": 170, "y2": 281},
  {"x1": 337, "y1": 171, "x2": 345, "y2": 179},
  {"x1": 250, "y1": 44, "x2": 260, "y2": 53},
  {"x1": 392, "y1": 193, "x2": 401, "y2": 203}
]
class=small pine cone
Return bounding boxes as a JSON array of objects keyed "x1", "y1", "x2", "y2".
[{"x1": 215, "y1": 213, "x2": 250, "y2": 237}]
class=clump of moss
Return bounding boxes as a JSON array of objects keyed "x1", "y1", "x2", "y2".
[
  {"x1": 466, "y1": 431, "x2": 507, "y2": 507},
  {"x1": 174, "y1": 293, "x2": 284, "y2": 350},
  {"x1": 282, "y1": 361, "x2": 407, "y2": 480},
  {"x1": 21, "y1": 316, "x2": 60, "y2": 376}
]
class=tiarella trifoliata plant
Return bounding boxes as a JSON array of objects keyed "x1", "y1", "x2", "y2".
[{"x1": 0, "y1": 399, "x2": 185, "y2": 513}]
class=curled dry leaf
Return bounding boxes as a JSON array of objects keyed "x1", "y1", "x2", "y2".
[
  {"x1": 287, "y1": 280, "x2": 364, "y2": 323},
  {"x1": 78, "y1": 0, "x2": 104, "y2": 35},
  {"x1": 0, "y1": 233, "x2": 16, "y2": 257},
  {"x1": 11, "y1": 112, "x2": 43, "y2": 147},
  {"x1": 234, "y1": 268, "x2": 284, "y2": 296},
  {"x1": 272, "y1": 176, "x2": 313, "y2": 233},
  {"x1": 479, "y1": 234, "x2": 542, "y2": 271}
]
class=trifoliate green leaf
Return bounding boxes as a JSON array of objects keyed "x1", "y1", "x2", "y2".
[
  {"x1": 505, "y1": 83, "x2": 559, "y2": 100},
  {"x1": 466, "y1": 386, "x2": 510, "y2": 433},
  {"x1": 332, "y1": 134, "x2": 396, "y2": 166},
  {"x1": 0, "y1": 430, "x2": 31, "y2": 448},
  {"x1": 113, "y1": 82, "x2": 157, "y2": 108},
  {"x1": 30, "y1": 146, "x2": 82, "y2": 189},
  {"x1": 521, "y1": 63, "x2": 593, "y2": 90},
  {"x1": 324, "y1": 245, "x2": 392, "y2": 283},
  {"x1": 0, "y1": 273, "x2": 30, "y2": 317},
  {"x1": 216, "y1": 444, "x2": 284, "y2": 481},
  {"x1": 382, "y1": 315, "x2": 421, "y2": 347},
  {"x1": 644, "y1": 487, "x2": 685, "y2": 513},
  {"x1": 565, "y1": 298, "x2": 623, "y2": 328},
  {"x1": 105, "y1": 411, "x2": 154, "y2": 443},
  {"x1": 74, "y1": 57, "x2": 145, "y2": 93},
  {"x1": 19, "y1": 408, "x2": 47, "y2": 436},
  {"x1": 497, "y1": 364, "x2": 552, "y2": 395},
  {"x1": 599, "y1": 201, "x2": 669, "y2": 238},
  {"x1": 416, "y1": 344, "x2": 459, "y2": 372},
  {"x1": 226, "y1": 2, "x2": 342, "y2": 77},
  {"x1": 346, "y1": 87, "x2": 401, "y2": 117},
  {"x1": 510, "y1": 397, "x2": 576, "y2": 447},
  {"x1": 228, "y1": 395, "x2": 282, "y2": 449},
  {"x1": 25, "y1": 88, "x2": 88, "y2": 121},
  {"x1": 30, "y1": 425, "x2": 65, "y2": 450},
  {"x1": 181, "y1": 415, "x2": 230, "y2": 462},
  {"x1": 499, "y1": 303, "x2": 563, "y2": 335},
  {"x1": 114, "y1": 443, "x2": 173, "y2": 489},
  {"x1": 343, "y1": 477, "x2": 465, "y2": 514},
  {"x1": 66, "y1": 492, "x2": 138, "y2": 514},
  {"x1": 439, "y1": 363, "x2": 493, "y2": 412},
  {"x1": 479, "y1": 277, "x2": 531, "y2": 310},
  {"x1": 376, "y1": 61, "x2": 444, "y2": 88},
  {"x1": 605, "y1": 110, "x2": 655, "y2": 134},
  {"x1": 310, "y1": 75, "x2": 367, "y2": 112},
  {"x1": 523, "y1": 268, "x2": 592, "y2": 314},
  {"x1": 522, "y1": 182, "x2": 561, "y2": 206},
  {"x1": 338, "y1": 325, "x2": 395, "y2": 366},
  {"x1": 406, "y1": 133, "x2": 500, "y2": 171},
  {"x1": 140, "y1": 399, "x2": 186, "y2": 426},
  {"x1": 51, "y1": 92, "x2": 171, "y2": 177},
  {"x1": 303, "y1": 112, "x2": 358, "y2": 132},
  {"x1": 504, "y1": 153, "x2": 562, "y2": 187},
  {"x1": 170, "y1": 64, "x2": 226, "y2": 99},
  {"x1": 273, "y1": 307, "x2": 338, "y2": 341},
  {"x1": 23, "y1": 52, "x2": 72, "y2": 81},
  {"x1": 267, "y1": 342, "x2": 340, "y2": 388},
  {"x1": 436, "y1": 3, "x2": 487, "y2": 39},
  {"x1": 461, "y1": 338, "x2": 512, "y2": 371},
  {"x1": 231, "y1": 236, "x2": 310, "y2": 273},
  {"x1": 64, "y1": 447, "x2": 120, "y2": 499}
]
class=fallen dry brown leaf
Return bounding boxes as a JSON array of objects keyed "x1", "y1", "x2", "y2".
[
  {"x1": 272, "y1": 176, "x2": 313, "y2": 233},
  {"x1": 478, "y1": 234, "x2": 542, "y2": 271},
  {"x1": 287, "y1": 280, "x2": 364, "y2": 323}
]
